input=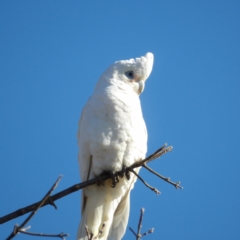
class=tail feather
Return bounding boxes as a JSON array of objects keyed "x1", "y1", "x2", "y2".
[
  {"x1": 77, "y1": 175, "x2": 138, "y2": 240},
  {"x1": 108, "y1": 172, "x2": 138, "y2": 240},
  {"x1": 108, "y1": 190, "x2": 130, "y2": 240}
]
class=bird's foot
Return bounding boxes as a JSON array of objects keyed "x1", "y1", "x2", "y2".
[
  {"x1": 119, "y1": 165, "x2": 131, "y2": 180},
  {"x1": 125, "y1": 168, "x2": 131, "y2": 180},
  {"x1": 109, "y1": 171, "x2": 119, "y2": 188},
  {"x1": 97, "y1": 171, "x2": 119, "y2": 188},
  {"x1": 96, "y1": 175, "x2": 105, "y2": 186}
]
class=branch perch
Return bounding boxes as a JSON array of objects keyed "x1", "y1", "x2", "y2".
[{"x1": 1, "y1": 143, "x2": 182, "y2": 225}]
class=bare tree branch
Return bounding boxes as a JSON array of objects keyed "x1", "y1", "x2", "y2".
[
  {"x1": 137, "y1": 208, "x2": 144, "y2": 237},
  {"x1": 129, "y1": 227, "x2": 138, "y2": 238},
  {"x1": 18, "y1": 227, "x2": 68, "y2": 239},
  {"x1": 85, "y1": 225, "x2": 94, "y2": 240},
  {"x1": 85, "y1": 223, "x2": 105, "y2": 240},
  {"x1": 129, "y1": 208, "x2": 154, "y2": 240},
  {"x1": 142, "y1": 164, "x2": 183, "y2": 189},
  {"x1": 130, "y1": 169, "x2": 160, "y2": 195},
  {"x1": 6, "y1": 176, "x2": 63, "y2": 239},
  {"x1": 1, "y1": 143, "x2": 181, "y2": 225}
]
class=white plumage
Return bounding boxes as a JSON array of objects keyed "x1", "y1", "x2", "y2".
[{"x1": 77, "y1": 53, "x2": 154, "y2": 240}]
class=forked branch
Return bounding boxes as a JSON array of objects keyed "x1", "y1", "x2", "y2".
[
  {"x1": 142, "y1": 163, "x2": 183, "y2": 190},
  {"x1": 6, "y1": 176, "x2": 69, "y2": 239},
  {"x1": 129, "y1": 208, "x2": 154, "y2": 240},
  {"x1": 1, "y1": 143, "x2": 182, "y2": 225}
]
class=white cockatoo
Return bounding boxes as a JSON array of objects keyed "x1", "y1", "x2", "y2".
[{"x1": 77, "y1": 52, "x2": 154, "y2": 240}]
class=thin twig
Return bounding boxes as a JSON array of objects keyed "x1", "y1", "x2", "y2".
[
  {"x1": 85, "y1": 223, "x2": 105, "y2": 240},
  {"x1": 129, "y1": 227, "x2": 138, "y2": 238},
  {"x1": 142, "y1": 228, "x2": 154, "y2": 237},
  {"x1": 137, "y1": 208, "x2": 144, "y2": 239},
  {"x1": 18, "y1": 228, "x2": 68, "y2": 239},
  {"x1": 138, "y1": 144, "x2": 173, "y2": 165},
  {"x1": 85, "y1": 225, "x2": 93, "y2": 240},
  {"x1": 129, "y1": 208, "x2": 154, "y2": 239},
  {"x1": 6, "y1": 176, "x2": 62, "y2": 240},
  {"x1": 142, "y1": 164, "x2": 183, "y2": 189},
  {"x1": 96, "y1": 223, "x2": 105, "y2": 238},
  {"x1": 130, "y1": 169, "x2": 160, "y2": 195},
  {"x1": 1, "y1": 144, "x2": 176, "y2": 224}
]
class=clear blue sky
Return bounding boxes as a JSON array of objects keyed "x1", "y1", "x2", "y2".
[{"x1": 0, "y1": 1, "x2": 239, "y2": 239}]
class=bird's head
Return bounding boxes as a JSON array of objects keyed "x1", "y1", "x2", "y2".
[{"x1": 99, "y1": 52, "x2": 154, "y2": 95}]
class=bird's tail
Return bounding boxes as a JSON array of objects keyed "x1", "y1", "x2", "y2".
[
  {"x1": 76, "y1": 176, "x2": 136, "y2": 240},
  {"x1": 108, "y1": 186, "x2": 131, "y2": 239},
  {"x1": 76, "y1": 180, "x2": 118, "y2": 240}
]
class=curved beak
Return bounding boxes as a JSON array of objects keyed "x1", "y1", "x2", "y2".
[{"x1": 137, "y1": 80, "x2": 145, "y2": 95}]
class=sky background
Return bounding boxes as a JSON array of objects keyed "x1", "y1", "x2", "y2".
[{"x1": 0, "y1": 1, "x2": 239, "y2": 239}]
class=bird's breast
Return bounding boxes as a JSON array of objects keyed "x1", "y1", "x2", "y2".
[{"x1": 80, "y1": 88, "x2": 147, "y2": 176}]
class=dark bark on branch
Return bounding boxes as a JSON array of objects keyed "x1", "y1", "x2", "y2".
[
  {"x1": 0, "y1": 172, "x2": 110, "y2": 225},
  {"x1": 6, "y1": 176, "x2": 63, "y2": 240},
  {"x1": 18, "y1": 228, "x2": 68, "y2": 239},
  {"x1": 1, "y1": 143, "x2": 182, "y2": 225}
]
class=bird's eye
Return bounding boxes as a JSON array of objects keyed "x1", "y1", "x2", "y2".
[{"x1": 125, "y1": 70, "x2": 134, "y2": 80}]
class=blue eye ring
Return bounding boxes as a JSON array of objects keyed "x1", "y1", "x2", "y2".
[{"x1": 125, "y1": 70, "x2": 134, "y2": 80}]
